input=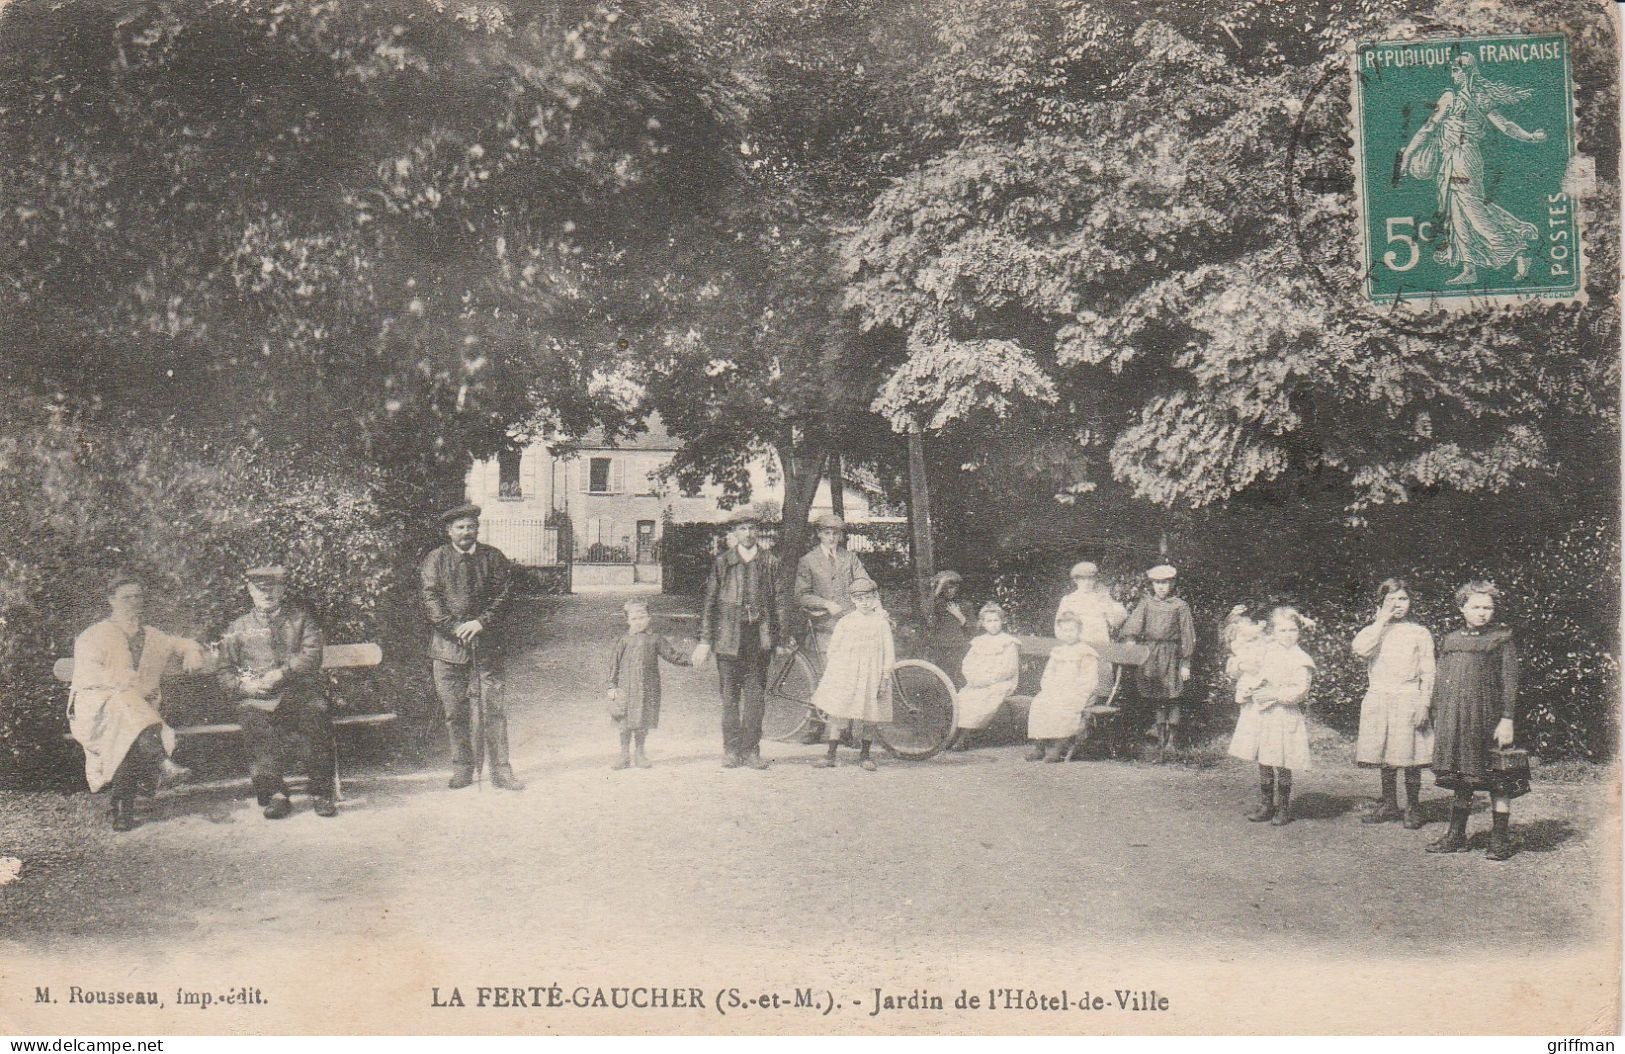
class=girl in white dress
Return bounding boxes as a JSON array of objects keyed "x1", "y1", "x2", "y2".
[
  {"x1": 949, "y1": 603, "x2": 1021, "y2": 751},
  {"x1": 811, "y1": 579, "x2": 894, "y2": 771},
  {"x1": 1228, "y1": 607, "x2": 1315, "y2": 826},
  {"x1": 1025, "y1": 613, "x2": 1100, "y2": 762},
  {"x1": 1352, "y1": 579, "x2": 1436, "y2": 829}
]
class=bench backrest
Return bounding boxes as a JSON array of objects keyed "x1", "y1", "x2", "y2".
[
  {"x1": 52, "y1": 642, "x2": 382, "y2": 684},
  {"x1": 1013, "y1": 635, "x2": 1150, "y2": 666}
]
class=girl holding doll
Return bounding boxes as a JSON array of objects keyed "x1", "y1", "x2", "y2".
[{"x1": 1228, "y1": 606, "x2": 1315, "y2": 826}]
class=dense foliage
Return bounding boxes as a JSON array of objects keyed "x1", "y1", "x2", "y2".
[
  {"x1": 0, "y1": 0, "x2": 1616, "y2": 780},
  {"x1": 841, "y1": 0, "x2": 1620, "y2": 514},
  {"x1": 0, "y1": 398, "x2": 435, "y2": 787}
]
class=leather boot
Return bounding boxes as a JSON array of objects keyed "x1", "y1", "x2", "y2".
[
  {"x1": 252, "y1": 775, "x2": 281, "y2": 808},
  {"x1": 1485, "y1": 811, "x2": 1515, "y2": 861},
  {"x1": 1246, "y1": 774, "x2": 1275, "y2": 822},
  {"x1": 490, "y1": 765, "x2": 526, "y2": 791},
  {"x1": 1269, "y1": 778, "x2": 1293, "y2": 825},
  {"x1": 262, "y1": 794, "x2": 293, "y2": 820},
  {"x1": 1427, "y1": 804, "x2": 1471, "y2": 853},
  {"x1": 309, "y1": 777, "x2": 338, "y2": 818},
  {"x1": 1363, "y1": 769, "x2": 1400, "y2": 823},
  {"x1": 110, "y1": 797, "x2": 137, "y2": 832},
  {"x1": 1402, "y1": 770, "x2": 1424, "y2": 829},
  {"x1": 447, "y1": 766, "x2": 475, "y2": 789}
]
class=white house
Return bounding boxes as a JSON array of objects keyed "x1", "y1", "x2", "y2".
[{"x1": 464, "y1": 415, "x2": 886, "y2": 589}]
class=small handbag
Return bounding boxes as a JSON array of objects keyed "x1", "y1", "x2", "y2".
[{"x1": 1487, "y1": 747, "x2": 1532, "y2": 800}]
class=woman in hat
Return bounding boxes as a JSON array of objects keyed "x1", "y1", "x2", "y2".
[
  {"x1": 1427, "y1": 581, "x2": 1523, "y2": 860},
  {"x1": 949, "y1": 602, "x2": 1022, "y2": 751},
  {"x1": 1122, "y1": 565, "x2": 1196, "y2": 760},
  {"x1": 923, "y1": 570, "x2": 973, "y2": 681},
  {"x1": 1351, "y1": 579, "x2": 1436, "y2": 830},
  {"x1": 1054, "y1": 562, "x2": 1126, "y2": 647},
  {"x1": 810, "y1": 579, "x2": 894, "y2": 771}
]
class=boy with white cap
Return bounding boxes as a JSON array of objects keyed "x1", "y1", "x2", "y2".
[{"x1": 1122, "y1": 564, "x2": 1197, "y2": 760}]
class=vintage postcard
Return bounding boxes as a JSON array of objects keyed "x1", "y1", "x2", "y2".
[{"x1": 0, "y1": 0, "x2": 1619, "y2": 1039}]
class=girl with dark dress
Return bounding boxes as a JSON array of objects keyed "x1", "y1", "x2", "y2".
[
  {"x1": 923, "y1": 570, "x2": 974, "y2": 684},
  {"x1": 1428, "y1": 580, "x2": 1523, "y2": 861}
]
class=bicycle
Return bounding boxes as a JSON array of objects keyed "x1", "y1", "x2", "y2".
[{"x1": 762, "y1": 622, "x2": 958, "y2": 760}]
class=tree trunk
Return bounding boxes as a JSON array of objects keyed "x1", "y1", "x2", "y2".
[
  {"x1": 774, "y1": 437, "x2": 826, "y2": 634},
  {"x1": 907, "y1": 427, "x2": 935, "y2": 618},
  {"x1": 828, "y1": 452, "x2": 845, "y2": 520}
]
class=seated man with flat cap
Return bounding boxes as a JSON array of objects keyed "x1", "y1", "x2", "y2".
[{"x1": 217, "y1": 565, "x2": 336, "y2": 819}]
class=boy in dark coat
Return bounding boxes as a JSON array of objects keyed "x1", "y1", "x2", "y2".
[{"x1": 1122, "y1": 564, "x2": 1197, "y2": 760}]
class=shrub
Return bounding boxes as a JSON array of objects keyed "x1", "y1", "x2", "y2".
[
  {"x1": 0, "y1": 404, "x2": 436, "y2": 789},
  {"x1": 973, "y1": 499, "x2": 1619, "y2": 761}
]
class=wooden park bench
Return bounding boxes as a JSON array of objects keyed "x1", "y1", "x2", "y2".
[
  {"x1": 55, "y1": 643, "x2": 393, "y2": 798},
  {"x1": 1003, "y1": 635, "x2": 1151, "y2": 759}
]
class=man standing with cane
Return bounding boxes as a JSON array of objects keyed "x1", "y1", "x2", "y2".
[{"x1": 421, "y1": 503, "x2": 524, "y2": 791}]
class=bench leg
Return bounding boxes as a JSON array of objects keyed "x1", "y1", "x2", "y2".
[{"x1": 331, "y1": 727, "x2": 345, "y2": 803}]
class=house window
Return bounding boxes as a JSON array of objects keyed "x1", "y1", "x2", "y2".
[
  {"x1": 498, "y1": 449, "x2": 522, "y2": 498},
  {"x1": 589, "y1": 457, "x2": 612, "y2": 494}
]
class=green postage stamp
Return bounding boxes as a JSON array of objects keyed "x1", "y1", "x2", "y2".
[{"x1": 1351, "y1": 33, "x2": 1583, "y2": 309}]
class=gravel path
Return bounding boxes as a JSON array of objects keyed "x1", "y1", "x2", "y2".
[{"x1": 1, "y1": 592, "x2": 1617, "y2": 1035}]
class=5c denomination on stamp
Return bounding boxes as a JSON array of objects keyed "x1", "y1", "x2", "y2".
[{"x1": 1351, "y1": 32, "x2": 1583, "y2": 308}]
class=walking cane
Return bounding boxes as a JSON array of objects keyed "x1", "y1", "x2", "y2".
[
  {"x1": 469, "y1": 636, "x2": 486, "y2": 792},
  {"x1": 330, "y1": 718, "x2": 345, "y2": 803}
]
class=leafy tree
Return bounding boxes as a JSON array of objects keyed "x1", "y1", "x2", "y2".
[
  {"x1": 840, "y1": 0, "x2": 1619, "y2": 520},
  {"x1": 0, "y1": 0, "x2": 738, "y2": 505},
  {"x1": 597, "y1": 0, "x2": 928, "y2": 563}
]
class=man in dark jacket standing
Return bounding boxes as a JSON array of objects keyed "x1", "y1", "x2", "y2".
[
  {"x1": 421, "y1": 503, "x2": 524, "y2": 791},
  {"x1": 692, "y1": 508, "x2": 791, "y2": 770}
]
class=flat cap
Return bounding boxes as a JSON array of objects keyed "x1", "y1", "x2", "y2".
[
  {"x1": 728, "y1": 506, "x2": 762, "y2": 525},
  {"x1": 1069, "y1": 561, "x2": 1099, "y2": 579},
  {"x1": 1146, "y1": 564, "x2": 1178, "y2": 581},
  {"x1": 813, "y1": 512, "x2": 846, "y2": 531},
  {"x1": 622, "y1": 600, "x2": 650, "y2": 615},
  {"x1": 850, "y1": 578, "x2": 879, "y2": 595},
  {"x1": 244, "y1": 565, "x2": 286, "y2": 582},
  {"x1": 439, "y1": 502, "x2": 482, "y2": 525}
]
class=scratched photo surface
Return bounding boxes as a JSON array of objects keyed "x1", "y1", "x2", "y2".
[{"x1": 0, "y1": 0, "x2": 1618, "y2": 1037}]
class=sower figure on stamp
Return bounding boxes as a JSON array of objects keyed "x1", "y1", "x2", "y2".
[
  {"x1": 1401, "y1": 53, "x2": 1546, "y2": 286},
  {"x1": 217, "y1": 565, "x2": 335, "y2": 820},
  {"x1": 793, "y1": 512, "x2": 869, "y2": 744},
  {"x1": 69, "y1": 573, "x2": 214, "y2": 832},
  {"x1": 692, "y1": 507, "x2": 792, "y2": 770},
  {"x1": 421, "y1": 503, "x2": 524, "y2": 791}
]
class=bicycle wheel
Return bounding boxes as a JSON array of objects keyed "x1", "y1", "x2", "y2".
[
  {"x1": 763, "y1": 649, "x2": 817, "y2": 742},
  {"x1": 877, "y1": 659, "x2": 957, "y2": 760}
]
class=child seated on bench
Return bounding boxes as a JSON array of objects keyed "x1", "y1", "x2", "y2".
[{"x1": 1025, "y1": 613, "x2": 1101, "y2": 762}]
